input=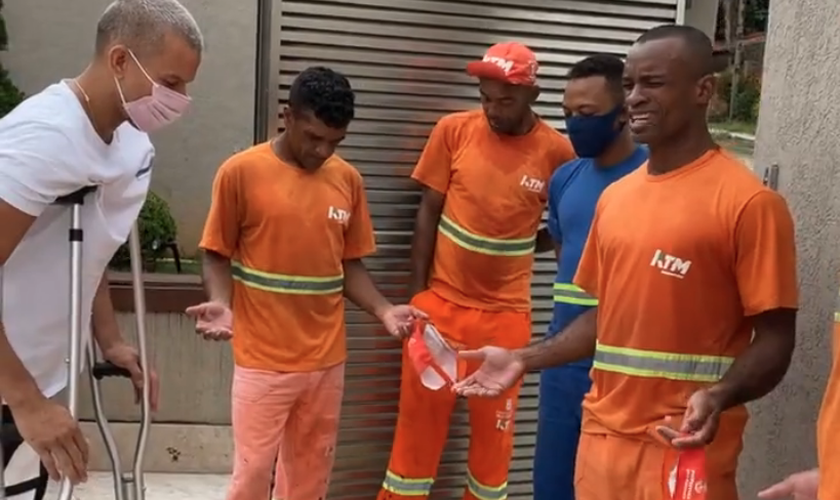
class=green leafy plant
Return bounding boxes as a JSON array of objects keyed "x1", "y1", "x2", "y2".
[
  {"x1": 109, "y1": 192, "x2": 178, "y2": 272},
  {"x1": 712, "y1": 69, "x2": 762, "y2": 123},
  {"x1": 733, "y1": 73, "x2": 762, "y2": 122},
  {"x1": 0, "y1": 0, "x2": 25, "y2": 118}
]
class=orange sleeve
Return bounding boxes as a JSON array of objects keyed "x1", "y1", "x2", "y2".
[
  {"x1": 734, "y1": 190, "x2": 799, "y2": 316},
  {"x1": 411, "y1": 117, "x2": 455, "y2": 194},
  {"x1": 343, "y1": 174, "x2": 377, "y2": 260},
  {"x1": 199, "y1": 157, "x2": 242, "y2": 258},
  {"x1": 573, "y1": 201, "x2": 602, "y2": 298}
]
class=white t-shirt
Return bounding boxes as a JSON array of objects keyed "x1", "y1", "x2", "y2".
[{"x1": 0, "y1": 81, "x2": 153, "y2": 399}]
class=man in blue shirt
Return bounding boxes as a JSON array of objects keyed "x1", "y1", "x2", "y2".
[{"x1": 533, "y1": 54, "x2": 648, "y2": 500}]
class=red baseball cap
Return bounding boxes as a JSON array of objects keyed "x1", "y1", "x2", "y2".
[{"x1": 466, "y1": 42, "x2": 539, "y2": 86}]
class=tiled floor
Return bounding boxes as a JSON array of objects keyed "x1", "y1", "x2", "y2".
[{"x1": 44, "y1": 472, "x2": 229, "y2": 499}]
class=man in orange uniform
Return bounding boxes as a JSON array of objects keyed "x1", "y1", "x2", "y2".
[
  {"x1": 758, "y1": 315, "x2": 840, "y2": 499},
  {"x1": 186, "y1": 67, "x2": 425, "y2": 500},
  {"x1": 454, "y1": 25, "x2": 799, "y2": 500},
  {"x1": 378, "y1": 42, "x2": 575, "y2": 500}
]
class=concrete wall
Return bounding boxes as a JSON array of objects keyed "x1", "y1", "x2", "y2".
[
  {"x1": 684, "y1": 0, "x2": 719, "y2": 38},
  {"x1": 0, "y1": 0, "x2": 256, "y2": 252},
  {"x1": 78, "y1": 313, "x2": 236, "y2": 473},
  {"x1": 737, "y1": 0, "x2": 839, "y2": 495}
]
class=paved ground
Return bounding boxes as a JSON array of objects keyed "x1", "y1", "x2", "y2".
[{"x1": 45, "y1": 472, "x2": 230, "y2": 499}]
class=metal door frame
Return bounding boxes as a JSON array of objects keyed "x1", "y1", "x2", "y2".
[
  {"x1": 676, "y1": 0, "x2": 688, "y2": 24},
  {"x1": 255, "y1": 0, "x2": 284, "y2": 144}
]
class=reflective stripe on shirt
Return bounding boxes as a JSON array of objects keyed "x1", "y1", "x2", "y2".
[
  {"x1": 437, "y1": 214, "x2": 535, "y2": 256},
  {"x1": 231, "y1": 261, "x2": 343, "y2": 295},
  {"x1": 553, "y1": 282, "x2": 598, "y2": 306},
  {"x1": 593, "y1": 342, "x2": 734, "y2": 383}
]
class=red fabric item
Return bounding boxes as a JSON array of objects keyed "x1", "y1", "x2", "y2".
[
  {"x1": 406, "y1": 320, "x2": 456, "y2": 388},
  {"x1": 672, "y1": 447, "x2": 707, "y2": 500}
]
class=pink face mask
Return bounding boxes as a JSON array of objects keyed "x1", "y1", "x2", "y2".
[{"x1": 115, "y1": 50, "x2": 191, "y2": 133}]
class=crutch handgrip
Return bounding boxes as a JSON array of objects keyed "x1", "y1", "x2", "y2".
[
  {"x1": 54, "y1": 186, "x2": 98, "y2": 206},
  {"x1": 91, "y1": 362, "x2": 132, "y2": 380},
  {"x1": 0, "y1": 422, "x2": 20, "y2": 444}
]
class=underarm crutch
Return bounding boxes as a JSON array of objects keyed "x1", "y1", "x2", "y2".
[{"x1": 52, "y1": 187, "x2": 152, "y2": 500}]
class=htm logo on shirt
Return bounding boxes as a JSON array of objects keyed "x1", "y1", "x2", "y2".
[
  {"x1": 328, "y1": 206, "x2": 350, "y2": 223},
  {"x1": 650, "y1": 249, "x2": 692, "y2": 278},
  {"x1": 520, "y1": 175, "x2": 545, "y2": 193}
]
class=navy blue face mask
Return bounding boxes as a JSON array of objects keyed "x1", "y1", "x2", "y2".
[{"x1": 565, "y1": 106, "x2": 625, "y2": 158}]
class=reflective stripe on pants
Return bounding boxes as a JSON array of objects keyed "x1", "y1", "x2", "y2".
[{"x1": 381, "y1": 471, "x2": 434, "y2": 497}]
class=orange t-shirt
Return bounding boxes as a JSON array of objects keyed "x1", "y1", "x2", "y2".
[
  {"x1": 818, "y1": 301, "x2": 840, "y2": 500},
  {"x1": 574, "y1": 149, "x2": 798, "y2": 468},
  {"x1": 412, "y1": 110, "x2": 575, "y2": 311},
  {"x1": 199, "y1": 142, "x2": 376, "y2": 372}
]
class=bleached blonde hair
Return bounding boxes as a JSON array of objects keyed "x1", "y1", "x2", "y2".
[{"x1": 95, "y1": 0, "x2": 204, "y2": 55}]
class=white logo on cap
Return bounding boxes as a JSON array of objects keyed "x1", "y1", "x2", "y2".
[
  {"x1": 482, "y1": 55, "x2": 514, "y2": 74},
  {"x1": 527, "y1": 61, "x2": 537, "y2": 78}
]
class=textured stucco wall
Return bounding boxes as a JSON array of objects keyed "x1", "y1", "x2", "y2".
[
  {"x1": 0, "y1": 0, "x2": 256, "y2": 251},
  {"x1": 737, "y1": 0, "x2": 840, "y2": 495},
  {"x1": 684, "y1": 0, "x2": 719, "y2": 38}
]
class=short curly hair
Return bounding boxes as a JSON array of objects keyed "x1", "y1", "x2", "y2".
[
  {"x1": 288, "y1": 66, "x2": 355, "y2": 129},
  {"x1": 567, "y1": 54, "x2": 625, "y2": 101}
]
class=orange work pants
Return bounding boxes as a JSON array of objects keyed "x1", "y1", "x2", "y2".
[
  {"x1": 226, "y1": 363, "x2": 345, "y2": 500},
  {"x1": 378, "y1": 289, "x2": 532, "y2": 500},
  {"x1": 574, "y1": 432, "x2": 739, "y2": 500}
]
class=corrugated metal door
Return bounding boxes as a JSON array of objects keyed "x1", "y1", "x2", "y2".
[{"x1": 272, "y1": 1, "x2": 683, "y2": 498}]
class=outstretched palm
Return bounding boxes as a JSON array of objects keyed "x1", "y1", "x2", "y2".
[
  {"x1": 759, "y1": 470, "x2": 819, "y2": 500},
  {"x1": 185, "y1": 301, "x2": 233, "y2": 341},
  {"x1": 452, "y1": 347, "x2": 525, "y2": 397}
]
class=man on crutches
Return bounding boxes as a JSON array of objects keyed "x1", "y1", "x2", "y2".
[{"x1": 0, "y1": 0, "x2": 202, "y2": 498}]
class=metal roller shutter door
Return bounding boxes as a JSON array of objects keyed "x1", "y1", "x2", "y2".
[{"x1": 272, "y1": 1, "x2": 683, "y2": 497}]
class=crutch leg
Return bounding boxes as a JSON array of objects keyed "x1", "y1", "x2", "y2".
[
  {"x1": 87, "y1": 339, "x2": 125, "y2": 500},
  {"x1": 54, "y1": 186, "x2": 97, "y2": 500},
  {"x1": 87, "y1": 223, "x2": 150, "y2": 500}
]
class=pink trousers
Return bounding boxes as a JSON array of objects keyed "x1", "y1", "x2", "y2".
[{"x1": 226, "y1": 363, "x2": 345, "y2": 500}]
